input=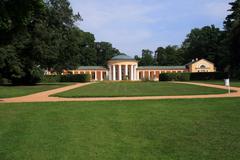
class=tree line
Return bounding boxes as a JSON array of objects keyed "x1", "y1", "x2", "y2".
[
  {"x1": 0, "y1": 0, "x2": 239, "y2": 84},
  {"x1": 136, "y1": 0, "x2": 240, "y2": 78}
]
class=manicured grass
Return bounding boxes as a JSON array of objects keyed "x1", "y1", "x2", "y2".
[
  {"x1": 54, "y1": 82, "x2": 228, "y2": 98},
  {"x1": 0, "y1": 98, "x2": 240, "y2": 160},
  {"x1": 196, "y1": 80, "x2": 240, "y2": 87},
  {"x1": 0, "y1": 83, "x2": 70, "y2": 98}
]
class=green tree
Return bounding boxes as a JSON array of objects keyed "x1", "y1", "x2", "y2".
[
  {"x1": 95, "y1": 42, "x2": 120, "y2": 66},
  {"x1": 224, "y1": 0, "x2": 240, "y2": 77},
  {"x1": 0, "y1": 0, "x2": 45, "y2": 84},
  {"x1": 0, "y1": 0, "x2": 44, "y2": 44},
  {"x1": 182, "y1": 25, "x2": 229, "y2": 71},
  {"x1": 0, "y1": 0, "x2": 84, "y2": 84},
  {"x1": 139, "y1": 49, "x2": 154, "y2": 66},
  {"x1": 155, "y1": 45, "x2": 184, "y2": 66}
]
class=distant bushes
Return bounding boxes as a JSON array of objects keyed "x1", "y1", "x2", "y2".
[
  {"x1": 60, "y1": 74, "x2": 91, "y2": 82},
  {"x1": 11, "y1": 67, "x2": 44, "y2": 85},
  {"x1": 0, "y1": 76, "x2": 8, "y2": 85},
  {"x1": 159, "y1": 72, "x2": 228, "y2": 81},
  {"x1": 189, "y1": 72, "x2": 228, "y2": 80},
  {"x1": 159, "y1": 73, "x2": 190, "y2": 81},
  {"x1": 42, "y1": 75, "x2": 61, "y2": 83},
  {"x1": 42, "y1": 74, "x2": 91, "y2": 83}
]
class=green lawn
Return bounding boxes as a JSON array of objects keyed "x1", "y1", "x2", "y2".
[
  {"x1": 54, "y1": 82, "x2": 228, "y2": 98},
  {"x1": 0, "y1": 83, "x2": 70, "y2": 98},
  {"x1": 0, "y1": 98, "x2": 240, "y2": 160},
  {"x1": 196, "y1": 80, "x2": 240, "y2": 87}
]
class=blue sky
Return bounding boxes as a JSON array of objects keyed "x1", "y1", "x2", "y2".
[{"x1": 70, "y1": 0, "x2": 231, "y2": 56}]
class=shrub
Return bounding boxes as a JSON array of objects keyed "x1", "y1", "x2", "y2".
[
  {"x1": 159, "y1": 73, "x2": 190, "y2": 81},
  {"x1": 159, "y1": 72, "x2": 228, "y2": 81},
  {"x1": 42, "y1": 75, "x2": 61, "y2": 83},
  {"x1": 11, "y1": 67, "x2": 44, "y2": 85},
  {"x1": 42, "y1": 74, "x2": 91, "y2": 83},
  {"x1": 60, "y1": 74, "x2": 91, "y2": 82},
  {"x1": 0, "y1": 76, "x2": 9, "y2": 85},
  {"x1": 190, "y1": 72, "x2": 228, "y2": 80}
]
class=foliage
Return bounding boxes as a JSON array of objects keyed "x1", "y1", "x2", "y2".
[
  {"x1": 159, "y1": 73, "x2": 190, "y2": 81},
  {"x1": 11, "y1": 66, "x2": 44, "y2": 85},
  {"x1": 155, "y1": 45, "x2": 185, "y2": 66},
  {"x1": 95, "y1": 42, "x2": 120, "y2": 66},
  {"x1": 43, "y1": 74, "x2": 91, "y2": 82},
  {"x1": 190, "y1": 72, "x2": 229, "y2": 81},
  {"x1": 60, "y1": 74, "x2": 91, "y2": 82},
  {"x1": 42, "y1": 75, "x2": 62, "y2": 83},
  {"x1": 159, "y1": 72, "x2": 228, "y2": 81},
  {"x1": 138, "y1": 49, "x2": 155, "y2": 66},
  {"x1": 182, "y1": 25, "x2": 229, "y2": 71},
  {"x1": 224, "y1": 0, "x2": 240, "y2": 77},
  {"x1": 0, "y1": 0, "x2": 120, "y2": 84},
  {"x1": 1, "y1": 0, "x2": 239, "y2": 85}
]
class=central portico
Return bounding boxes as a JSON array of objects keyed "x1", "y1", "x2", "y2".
[{"x1": 107, "y1": 55, "x2": 138, "y2": 81}]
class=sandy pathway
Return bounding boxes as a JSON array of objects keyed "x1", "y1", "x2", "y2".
[{"x1": 0, "y1": 82, "x2": 240, "y2": 103}]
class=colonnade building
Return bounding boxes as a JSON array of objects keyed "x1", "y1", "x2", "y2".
[{"x1": 62, "y1": 54, "x2": 216, "y2": 81}]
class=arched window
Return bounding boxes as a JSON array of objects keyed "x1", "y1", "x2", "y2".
[{"x1": 200, "y1": 65, "x2": 206, "y2": 69}]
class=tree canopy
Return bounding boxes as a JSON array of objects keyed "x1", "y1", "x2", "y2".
[
  {"x1": 224, "y1": 0, "x2": 240, "y2": 76},
  {"x1": 0, "y1": 0, "x2": 120, "y2": 84}
]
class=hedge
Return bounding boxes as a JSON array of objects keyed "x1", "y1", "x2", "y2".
[
  {"x1": 159, "y1": 72, "x2": 228, "y2": 81},
  {"x1": 60, "y1": 74, "x2": 91, "y2": 82},
  {"x1": 159, "y1": 73, "x2": 190, "y2": 81},
  {"x1": 42, "y1": 75, "x2": 61, "y2": 83},
  {"x1": 42, "y1": 74, "x2": 91, "y2": 83},
  {"x1": 189, "y1": 72, "x2": 228, "y2": 80}
]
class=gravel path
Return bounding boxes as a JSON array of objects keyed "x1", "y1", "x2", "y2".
[{"x1": 0, "y1": 82, "x2": 239, "y2": 103}]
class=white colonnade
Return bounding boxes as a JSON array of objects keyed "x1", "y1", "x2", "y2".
[{"x1": 109, "y1": 64, "x2": 137, "y2": 81}]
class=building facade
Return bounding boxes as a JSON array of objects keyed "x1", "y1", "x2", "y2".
[{"x1": 62, "y1": 55, "x2": 216, "y2": 81}]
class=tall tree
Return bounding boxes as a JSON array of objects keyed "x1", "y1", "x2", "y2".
[
  {"x1": 139, "y1": 49, "x2": 154, "y2": 66},
  {"x1": 0, "y1": 0, "x2": 45, "y2": 84},
  {"x1": 0, "y1": 0, "x2": 45, "y2": 44},
  {"x1": 182, "y1": 25, "x2": 229, "y2": 71},
  {"x1": 95, "y1": 42, "x2": 120, "y2": 66},
  {"x1": 224, "y1": 0, "x2": 240, "y2": 77},
  {"x1": 155, "y1": 45, "x2": 184, "y2": 66}
]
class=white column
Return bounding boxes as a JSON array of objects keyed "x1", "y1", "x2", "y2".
[
  {"x1": 100, "y1": 71, "x2": 103, "y2": 81},
  {"x1": 109, "y1": 65, "x2": 112, "y2": 80},
  {"x1": 148, "y1": 71, "x2": 150, "y2": 80},
  {"x1": 125, "y1": 65, "x2": 128, "y2": 80},
  {"x1": 131, "y1": 65, "x2": 134, "y2": 81},
  {"x1": 113, "y1": 65, "x2": 116, "y2": 81},
  {"x1": 125, "y1": 65, "x2": 128, "y2": 76},
  {"x1": 119, "y1": 65, "x2": 122, "y2": 81},
  {"x1": 154, "y1": 71, "x2": 156, "y2": 80},
  {"x1": 95, "y1": 71, "x2": 97, "y2": 81},
  {"x1": 137, "y1": 70, "x2": 139, "y2": 80},
  {"x1": 132, "y1": 65, "x2": 135, "y2": 80},
  {"x1": 134, "y1": 65, "x2": 137, "y2": 80},
  {"x1": 143, "y1": 71, "x2": 145, "y2": 80}
]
